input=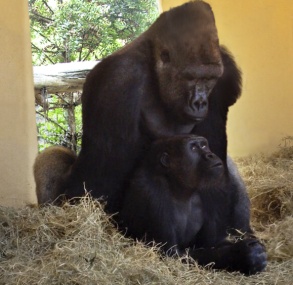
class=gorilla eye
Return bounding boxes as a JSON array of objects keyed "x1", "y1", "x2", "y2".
[
  {"x1": 191, "y1": 143, "x2": 197, "y2": 152},
  {"x1": 183, "y1": 71, "x2": 195, "y2": 81},
  {"x1": 199, "y1": 141, "x2": 208, "y2": 149},
  {"x1": 160, "y1": 50, "x2": 170, "y2": 63},
  {"x1": 206, "y1": 78, "x2": 217, "y2": 89}
]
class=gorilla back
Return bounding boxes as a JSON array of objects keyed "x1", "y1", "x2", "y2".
[
  {"x1": 64, "y1": 1, "x2": 242, "y2": 214},
  {"x1": 34, "y1": 146, "x2": 77, "y2": 204}
]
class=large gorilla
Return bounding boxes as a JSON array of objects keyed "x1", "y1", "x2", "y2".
[
  {"x1": 119, "y1": 135, "x2": 267, "y2": 275},
  {"x1": 63, "y1": 1, "x2": 241, "y2": 213}
]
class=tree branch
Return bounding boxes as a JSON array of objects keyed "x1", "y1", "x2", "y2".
[
  {"x1": 42, "y1": 0, "x2": 54, "y2": 15},
  {"x1": 31, "y1": 43, "x2": 55, "y2": 64},
  {"x1": 30, "y1": 11, "x2": 53, "y2": 24},
  {"x1": 36, "y1": 111, "x2": 67, "y2": 132}
]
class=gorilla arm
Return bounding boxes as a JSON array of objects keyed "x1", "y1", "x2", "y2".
[
  {"x1": 188, "y1": 157, "x2": 267, "y2": 275},
  {"x1": 64, "y1": 40, "x2": 154, "y2": 213},
  {"x1": 227, "y1": 156, "x2": 252, "y2": 233},
  {"x1": 191, "y1": 47, "x2": 242, "y2": 163},
  {"x1": 190, "y1": 238, "x2": 267, "y2": 275}
]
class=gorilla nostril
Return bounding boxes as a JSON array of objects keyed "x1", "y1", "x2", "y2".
[
  {"x1": 206, "y1": 153, "x2": 214, "y2": 159},
  {"x1": 194, "y1": 102, "x2": 200, "y2": 111},
  {"x1": 194, "y1": 100, "x2": 207, "y2": 111},
  {"x1": 193, "y1": 98, "x2": 208, "y2": 111}
]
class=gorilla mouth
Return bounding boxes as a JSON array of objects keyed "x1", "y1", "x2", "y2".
[
  {"x1": 194, "y1": 117, "x2": 205, "y2": 122},
  {"x1": 184, "y1": 106, "x2": 207, "y2": 122},
  {"x1": 210, "y1": 162, "x2": 223, "y2": 168}
]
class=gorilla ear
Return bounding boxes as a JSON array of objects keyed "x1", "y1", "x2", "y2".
[
  {"x1": 160, "y1": 152, "x2": 170, "y2": 167},
  {"x1": 160, "y1": 49, "x2": 170, "y2": 63}
]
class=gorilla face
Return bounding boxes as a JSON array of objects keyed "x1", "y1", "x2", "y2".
[
  {"x1": 153, "y1": 135, "x2": 224, "y2": 191},
  {"x1": 187, "y1": 136, "x2": 224, "y2": 179},
  {"x1": 153, "y1": 2, "x2": 224, "y2": 123}
]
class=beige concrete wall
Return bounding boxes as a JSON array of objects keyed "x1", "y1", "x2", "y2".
[
  {"x1": 161, "y1": 0, "x2": 293, "y2": 156},
  {"x1": 0, "y1": 1, "x2": 38, "y2": 206}
]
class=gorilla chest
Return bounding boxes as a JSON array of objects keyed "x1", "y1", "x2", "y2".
[{"x1": 172, "y1": 194, "x2": 203, "y2": 247}]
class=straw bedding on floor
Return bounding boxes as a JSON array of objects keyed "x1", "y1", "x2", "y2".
[{"x1": 1, "y1": 141, "x2": 292, "y2": 284}]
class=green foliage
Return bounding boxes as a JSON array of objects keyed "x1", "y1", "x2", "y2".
[
  {"x1": 36, "y1": 93, "x2": 83, "y2": 151},
  {"x1": 30, "y1": 0, "x2": 159, "y2": 152},
  {"x1": 30, "y1": 0, "x2": 158, "y2": 64}
]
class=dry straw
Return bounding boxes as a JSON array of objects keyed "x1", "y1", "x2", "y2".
[{"x1": 1, "y1": 140, "x2": 292, "y2": 284}]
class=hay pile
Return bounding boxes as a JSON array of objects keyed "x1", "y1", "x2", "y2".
[
  {"x1": 1, "y1": 144, "x2": 292, "y2": 284},
  {"x1": 235, "y1": 140, "x2": 293, "y2": 263}
]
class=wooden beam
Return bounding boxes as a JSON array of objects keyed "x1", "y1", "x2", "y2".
[{"x1": 33, "y1": 61, "x2": 99, "y2": 94}]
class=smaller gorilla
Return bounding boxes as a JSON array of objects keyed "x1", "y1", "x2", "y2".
[
  {"x1": 34, "y1": 146, "x2": 76, "y2": 204},
  {"x1": 118, "y1": 135, "x2": 267, "y2": 275}
]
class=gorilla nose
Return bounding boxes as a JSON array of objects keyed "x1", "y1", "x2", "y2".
[
  {"x1": 194, "y1": 97, "x2": 208, "y2": 111},
  {"x1": 205, "y1": 152, "x2": 215, "y2": 160},
  {"x1": 205, "y1": 152, "x2": 223, "y2": 168}
]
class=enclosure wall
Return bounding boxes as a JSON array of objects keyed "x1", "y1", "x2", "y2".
[
  {"x1": 161, "y1": 0, "x2": 293, "y2": 156},
  {"x1": 0, "y1": 1, "x2": 38, "y2": 206}
]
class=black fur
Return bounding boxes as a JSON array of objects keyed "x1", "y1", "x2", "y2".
[
  {"x1": 192, "y1": 47, "x2": 242, "y2": 163},
  {"x1": 35, "y1": 1, "x2": 267, "y2": 275},
  {"x1": 64, "y1": 2, "x2": 242, "y2": 214},
  {"x1": 119, "y1": 135, "x2": 267, "y2": 275}
]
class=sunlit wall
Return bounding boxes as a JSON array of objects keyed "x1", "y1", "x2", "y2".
[{"x1": 0, "y1": 1, "x2": 38, "y2": 206}]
